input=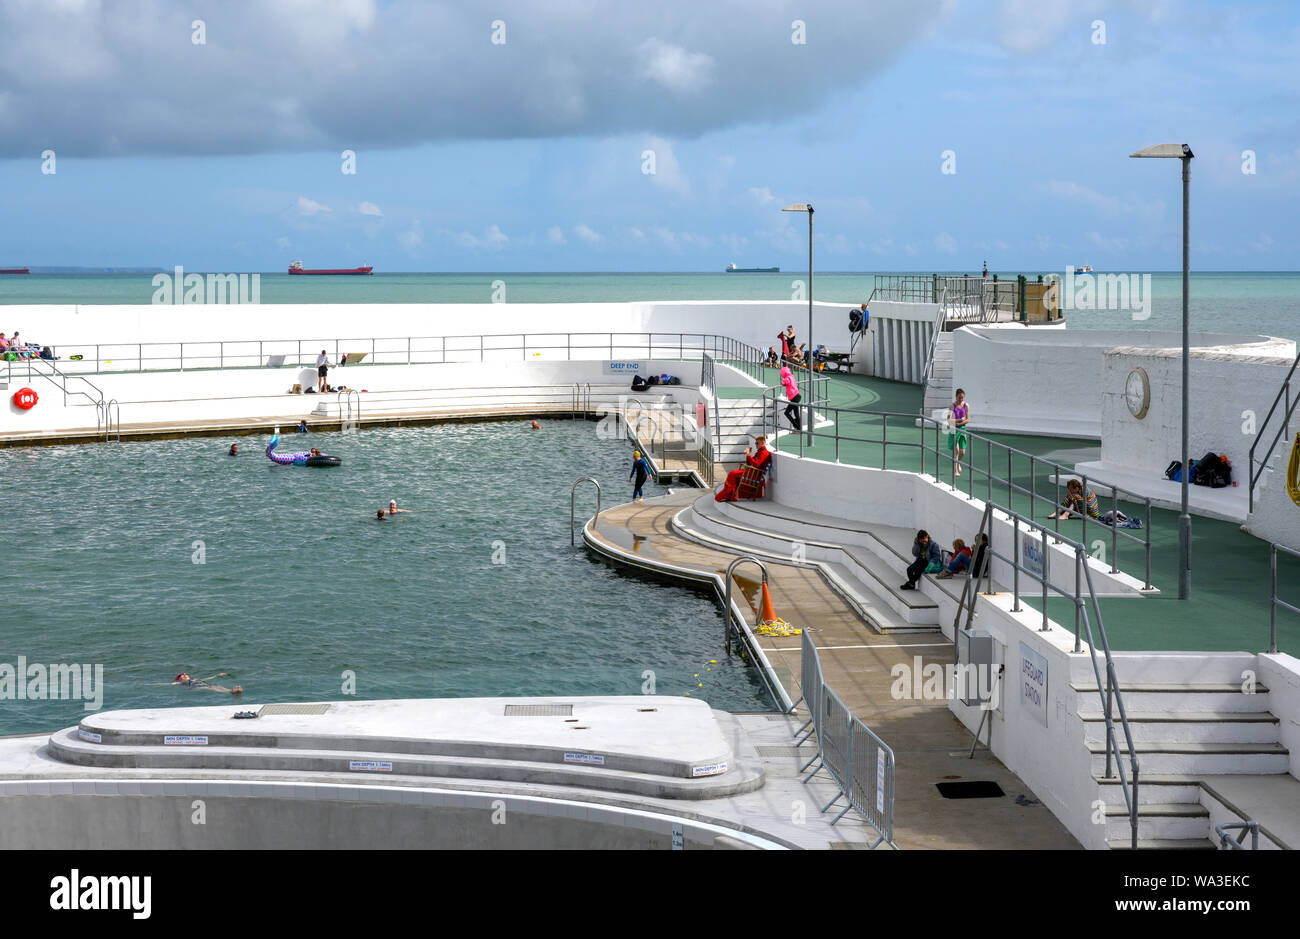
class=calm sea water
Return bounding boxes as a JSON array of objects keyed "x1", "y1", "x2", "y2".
[
  {"x1": 2, "y1": 271, "x2": 1296, "y2": 340},
  {"x1": 0, "y1": 422, "x2": 771, "y2": 733}
]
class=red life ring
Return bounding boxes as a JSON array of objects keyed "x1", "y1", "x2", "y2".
[{"x1": 12, "y1": 387, "x2": 37, "y2": 410}]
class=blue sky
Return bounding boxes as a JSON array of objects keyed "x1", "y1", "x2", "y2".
[{"x1": 0, "y1": 0, "x2": 1296, "y2": 271}]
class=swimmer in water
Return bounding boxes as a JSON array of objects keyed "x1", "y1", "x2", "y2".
[
  {"x1": 376, "y1": 509, "x2": 386, "y2": 520},
  {"x1": 228, "y1": 444, "x2": 238, "y2": 456},
  {"x1": 386, "y1": 500, "x2": 410, "y2": 516},
  {"x1": 165, "y1": 672, "x2": 242, "y2": 694},
  {"x1": 310, "y1": 448, "x2": 321, "y2": 457}
]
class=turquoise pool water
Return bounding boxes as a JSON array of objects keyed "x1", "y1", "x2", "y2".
[{"x1": 0, "y1": 421, "x2": 771, "y2": 733}]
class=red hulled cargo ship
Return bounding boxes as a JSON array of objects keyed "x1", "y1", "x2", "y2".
[
  {"x1": 288, "y1": 260, "x2": 373, "y2": 275},
  {"x1": 0, "y1": 267, "x2": 30, "y2": 274}
]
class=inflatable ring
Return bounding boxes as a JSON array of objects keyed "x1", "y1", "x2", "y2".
[
  {"x1": 1287, "y1": 430, "x2": 1300, "y2": 508},
  {"x1": 266, "y1": 434, "x2": 341, "y2": 467},
  {"x1": 305, "y1": 455, "x2": 342, "y2": 467}
]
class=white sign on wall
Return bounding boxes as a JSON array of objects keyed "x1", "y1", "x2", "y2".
[
  {"x1": 1022, "y1": 538, "x2": 1044, "y2": 578},
  {"x1": 603, "y1": 360, "x2": 642, "y2": 375},
  {"x1": 1018, "y1": 642, "x2": 1048, "y2": 727}
]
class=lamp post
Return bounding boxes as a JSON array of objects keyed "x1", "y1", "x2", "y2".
[
  {"x1": 782, "y1": 202, "x2": 814, "y2": 444},
  {"x1": 1131, "y1": 143, "x2": 1193, "y2": 599}
]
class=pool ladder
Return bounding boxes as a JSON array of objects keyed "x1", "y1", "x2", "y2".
[
  {"x1": 570, "y1": 477, "x2": 602, "y2": 545},
  {"x1": 97, "y1": 399, "x2": 121, "y2": 442},
  {"x1": 337, "y1": 389, "x2": 361, "y2": 432},
  {"x1": 572, "y1": 382, "x2": 591, "y2": 420}
]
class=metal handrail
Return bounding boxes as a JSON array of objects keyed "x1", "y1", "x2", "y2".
[
  {"x1": 1216, "y1": 820, "x2": 1260, "y2": 850},
  {"x1": 337, "y1": 388, "x2": 361, "y2": 431},
  {"x1": 761, "y1": 396, "x2": 1155, "y2": 589},
  {"x1": 42, "y1": 332, "x2": 778, "y2": 376},
  {"x1": 1269, "y1": 542, "x2": 1300, "y2": 655},
  {"x1": 919, "y1": 285, "x2": 950, "y2": 399},
  {"x1": 1248, "y1": 349, "x2": 1300, "y2": 512},
  {"x1": 570, "y1": 477, "x2": 602, "y2": 546},
  {"x1": 99, "y1": 399, "x2": 121, "y2": 442},
  {"x1": 954, "y1": 501, "x2": 1140, "y2": 849},
  {"x1": 4, "y1": 354, "x2": 107, "y2": 409},
  {"x1": 723, "y1": 556, "x2": 768, "y2": 657}
]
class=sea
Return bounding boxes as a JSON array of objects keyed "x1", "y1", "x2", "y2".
[{"x1": 2, "y1": 271, "x2": 1297, "y2": 340}]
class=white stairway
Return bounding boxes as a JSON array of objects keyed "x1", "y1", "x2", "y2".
[
  {"x1": 1079, "y1": 653, "x2": 1290, "y2": 849},
  {"x1": 922, "y1": 330, "x2": 954, "y2": 415},
  {"x1": 712, "y1": 397, "x2": 768, "y2": 463}
]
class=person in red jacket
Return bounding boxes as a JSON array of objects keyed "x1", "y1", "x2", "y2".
[{"x1": 715, "y1": 436, "x2": 771, "y2": 502}]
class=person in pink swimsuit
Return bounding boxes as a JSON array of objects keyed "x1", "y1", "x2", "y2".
[{"x1": 948, "y1": 388, "x2": 970, "y2": 476}]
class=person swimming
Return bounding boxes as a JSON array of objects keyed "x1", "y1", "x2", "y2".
[
  {"x1": 228, "y1": 444, "x2": 238, "y2": 456},
  {"x1": 386, "y1": 500, "x2": 410, "y2": 516},
  {"x1": 168, "y1": 672, "x2": 242, "y2": 694},
  {"x1": 376, "y1": 509, "x2": 386, "y2": 520}
]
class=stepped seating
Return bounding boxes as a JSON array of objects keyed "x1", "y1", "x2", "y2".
[{"x1": 670, "y1": 494, "x2": 1011, "y2": 634}]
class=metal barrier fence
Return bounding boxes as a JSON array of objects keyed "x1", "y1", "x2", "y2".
[
  {"x1": 20, "y1": 332, "x2": 774, "y2": 376},
  {"x1": 1216, "y1": 820, "x2": 1260, "y2": 850},
  {"x1": 792, "y1": 629, "x2": 896, "y2": 847},
  {"x1": 1269, "y1": 542, "x2": 1300, "y2": 655},
  {"x1": 759, "y1": 400, "x2": 1154, "y2": 590}
]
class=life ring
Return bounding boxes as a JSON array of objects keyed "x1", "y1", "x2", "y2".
[
  {"x1": 11, "y1": 387, "x2": 37, "y2": 410},
  {"x1": 1287, "y1": 431, "x2": 1300, "y2": 508},
  {"x1": 304, "y1": 455, "x2": 342, "y2": 467}
]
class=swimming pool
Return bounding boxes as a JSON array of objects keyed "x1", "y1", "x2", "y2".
[{"x1": 0, "y1": 420, "x2": 771, "y2": 733}]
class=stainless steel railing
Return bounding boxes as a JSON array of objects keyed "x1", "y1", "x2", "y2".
[
  {"x1": 1269, "y1": 542, "x2": 1299, "y2": 655},
  {"x1": 760, "y1": 398, "x2": 1154, "y2": 590},
  {"x1": 953, "y1": 500, "x2": 1140, "y2": 849},
  {"x1": 570, "y1": 477, "x2": 602, "y2": 546},
  {"x1": 1249, "y1": 349, "x2": 1300, "y2": 513},
  {"x1": 39, "y1": 331, "x2": 776, "y2": 377}
]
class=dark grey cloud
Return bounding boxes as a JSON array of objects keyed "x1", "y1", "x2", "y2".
[{"x1": 0, "y1": 0, "x2": 946, "y2": 157}]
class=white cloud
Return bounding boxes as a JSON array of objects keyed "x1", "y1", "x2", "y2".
[
  {"x1": 296, "y1": 196, "x2": 332, "y2": 216},
  {"x1": 638, "y1": 38, "x2": 715, "y2": 94},
  {"x1": 573, "y1": 223, "x2": 602, "y2": 244},
  {"x1": 546, "y1": 226, "x2": 566, "y2": 245},
  {"x1": 450, "y1": 224, "x2": 508, "y2": 250},
  {"x1": 645, "y1": 136, "x2": 688, "y2": 194},
  {"x1": 275, "y1": 236, "x2": 291, "y2": 250},
  {"x1": 934, "y1": 232, "x2": 958, "y2": 254},
  {"x1": 357, "y1": 201, "x2": 383, "y2": 216},
  {"x1": 399, "y1": 220, "x2": 423, "y2": 250},
  {"x1": 748, "y1": 186, "x2": 776, "y2": 205}
]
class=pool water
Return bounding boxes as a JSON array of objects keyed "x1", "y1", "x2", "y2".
[{"x1": 0, "y1": 420, "x2": 771, "y2": 733}]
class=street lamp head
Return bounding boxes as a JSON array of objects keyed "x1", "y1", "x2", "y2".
[
  {"x1": 1130, "y1": 143, "x2": 1194, "y2": 159},
  {"x1": 781, "y1": 203, "x2": 812, "y2": 213}
]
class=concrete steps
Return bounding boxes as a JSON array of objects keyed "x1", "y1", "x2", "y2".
[
  {"x1": 673, "y1": 500, "x2": 938, "y2": 634},
  {"x1": 1079, "y1": 711, "x2": 1279, "y2": 744},
  {"x1": 1071, "y1": 681, "x2": 1271, "y2": 713},
  {"x1": 922, "y1": 331, "x2": 954, "y2": 413}
]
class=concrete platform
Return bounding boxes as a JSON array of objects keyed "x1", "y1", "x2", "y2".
[
  {"x1": 1052, "y1": 463, "x2": 1247, "y2": 523},
  {"x1": 48, "y1": 696, "x2": 764, "y2": 801}
]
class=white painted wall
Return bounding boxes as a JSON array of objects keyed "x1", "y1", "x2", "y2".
[
  {"x1": 1258, "y1": 653, "x2": 1300, "y2": 780},
  {"x1": 1, "y1": 358, "x2": 701, "y2": 436},
  {"x1": 8, "y1": 299, "x2": 859, "y2": 362},
  {"x1": 953, "y1": 325, "x2": 1292, "y2": 439}
]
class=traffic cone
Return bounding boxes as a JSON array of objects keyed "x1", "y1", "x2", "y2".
[{"x1": 759, "y1": 581, "x2": 778, "y2": 624}]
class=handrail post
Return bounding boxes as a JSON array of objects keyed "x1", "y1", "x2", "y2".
[
  {"x1": 570, "y1": 477, "x2": 603, "y2": 546},
  {"x1": 724, "y1": 556, "x2": 769, "y2": 658},
  {"x1": 1110, "y1": 488, "x2": 1120, "y2": 573},
  {"x1": 1011, "y1": 517, "x2": 1021, "y2": 612},
  {"x1": 1040, "y1": 527, "x2": 1049, "y2": 632},
  {"x1": 1074, "y1": 550, "x2": 1082, "y2": 652},
  {"x1": 1270, "y1": 545, "x2": 1278, "y2": 654}
]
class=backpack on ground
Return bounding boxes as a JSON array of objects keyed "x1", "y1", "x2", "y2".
[{"x1": 630, "y1": 375, "x2": 649, "y2": 392}]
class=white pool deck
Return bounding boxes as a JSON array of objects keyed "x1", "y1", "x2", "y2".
[{"x1": 0, "y1": 696, "x2": 904, "y2": 850}]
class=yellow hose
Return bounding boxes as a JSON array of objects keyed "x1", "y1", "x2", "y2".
[{"x1": 1288, "y1": 431, "x2": 1300, "y2": 508}]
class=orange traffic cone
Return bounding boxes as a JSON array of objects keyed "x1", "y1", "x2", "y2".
[{"x1": 759, "y1": 581, "x2": 778, "y2": 624}]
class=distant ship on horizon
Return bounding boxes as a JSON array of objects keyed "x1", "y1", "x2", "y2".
[
  {"x1": 288, "y1": 260, "x2": 374, "y2": 275},
  {"x1": 726, "y1": 263, "x2": 779, "y2": 273},
  {"x1": 0, "y1": 267, "x2": 30, "y2": 274}
]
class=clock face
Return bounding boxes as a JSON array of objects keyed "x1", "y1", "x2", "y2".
[{"x1": 1125, "y1": 368, "x2": 1150, "y2": 419}]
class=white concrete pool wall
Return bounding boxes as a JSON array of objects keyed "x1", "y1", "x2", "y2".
[
  {"x1": 951, "y1": 324, "x2": 1293, "y2": 439},
  {"x1": 1, "y1": 358, "x2": 710, "y2": 436},
  {"x1": 7, "y1": 299, "x2": 866, "y2": 366}
]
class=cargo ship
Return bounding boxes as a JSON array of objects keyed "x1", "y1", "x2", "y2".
[
  {"x1": 0, "y1": 267, "x2": 30, "y2": 274},
  {"x1": 288, "y1": 260, "x2": 373, "y2": 275},
  {"x1": 726, "y1": 263, "x2": 779, "y2": 273}
]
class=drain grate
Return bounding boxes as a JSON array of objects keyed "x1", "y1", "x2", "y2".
[
  {"x1": 503, "y1": 704, "x2": 574, "y2": 717},
  {"x1": 936, "y1": 780, "x2": 1005, "y2": 799},
  {"x1": 258, "y1": 703, "x2": 333, "y2": 716},
  {"x1": 756, "y1": 746, "x2": 812, "y2": 758}
]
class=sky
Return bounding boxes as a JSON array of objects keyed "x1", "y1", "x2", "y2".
[{"x1": 0, "y1": 0, "x2": 1296, "y2": 272}]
